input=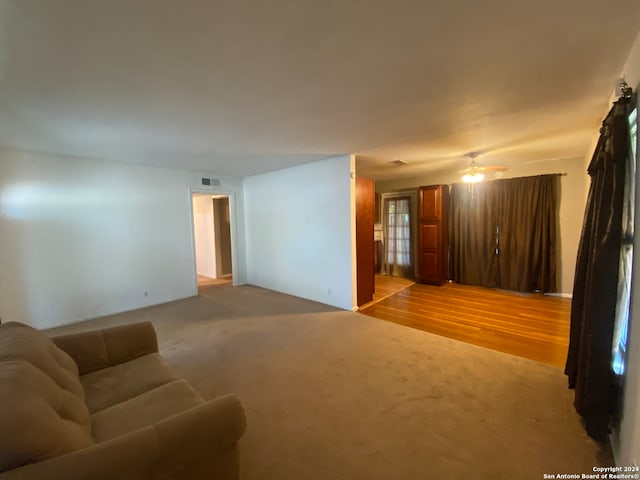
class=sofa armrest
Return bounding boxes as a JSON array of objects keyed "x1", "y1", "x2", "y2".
[
  {"x1": 51, "y1": 322, "x2": 159, "y2": 375},
  {"x1": 0, "y1": 394, "x2": 246, "y2": 480},
  {"x1": 153, "y1": 393, "x2": 247, "y2": 475}
]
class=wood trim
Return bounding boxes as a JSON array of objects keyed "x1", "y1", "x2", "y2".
[{"x1": 356, "y1": 177, "x2": 375, "y2": 306}]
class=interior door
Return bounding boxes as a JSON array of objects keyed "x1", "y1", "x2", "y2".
[{"x1": 213, "y1": 197, "x2": 232, "y2": 277}]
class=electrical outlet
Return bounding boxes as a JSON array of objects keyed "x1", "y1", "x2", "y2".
[
  {"x1": 327, "y1": 288, "x2": 332, "y2": 296},
  {"x1": 144, "y1": 291, "x2": 148, "y2": 297}
]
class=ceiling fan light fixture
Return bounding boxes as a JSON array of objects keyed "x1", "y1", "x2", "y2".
[{"x1": 462, "y1": 172, "x2": 484, "y2": 183}]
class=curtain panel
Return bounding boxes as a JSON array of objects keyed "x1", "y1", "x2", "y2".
[
  {"x1": 565, "y1": 95, "x2": 635, "y2": 441},
  {"x1": 448, "y1": 174, "x2": 559, "y2": 293},
  {"x1": 449, "y1": 183, "x2": 499, "y2": 287},
  {"x1": 497, "y1": 175, "x2": 558, "y2": 292}
]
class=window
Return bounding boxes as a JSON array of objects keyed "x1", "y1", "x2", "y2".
[
  {"x1": 612, "y1": 106, "x2": 637, "y2": 376},
  {"x1": 386, "y1": 198, "x2": 411, "y2": 266},
  {"x1": 382, "y1": 196, "x2": 414, "y2": 278}
]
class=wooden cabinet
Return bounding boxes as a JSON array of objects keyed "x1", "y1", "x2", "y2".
[{"x1": 418, "y1": 185, "x2": 448, "y2": 285}]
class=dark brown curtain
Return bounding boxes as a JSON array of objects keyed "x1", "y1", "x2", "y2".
[
  {"x1": 449, "y1": 175, "x2": 559, "y2": 292},
  {"x1": 565, "y1": 95, "x2": 634, "y2": 441},
  {"x1": 449, "y1": 183, "x2": 498, "y2": 287},
  {"x1": 496, "y1": 175, "x2": 558, "y2": 292}
]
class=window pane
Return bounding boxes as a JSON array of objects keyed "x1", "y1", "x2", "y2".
[
  {"x1": 386, "y1": 198, "x2": 411, "y2": 267},
  {"x1": 611, "y1": 106, "x2": 637, "y2": 375}
]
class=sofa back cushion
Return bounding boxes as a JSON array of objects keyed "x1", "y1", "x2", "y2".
[
  {"x1": 0, "y1": 322, "x2": 93, "y2": 472},
  {"x1": 0, "y1": 322, "x2": 84, "y2": 398}
]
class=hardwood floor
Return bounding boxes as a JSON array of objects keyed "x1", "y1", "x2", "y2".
[
  {"x1": 360, "y1": 282, "x2": 571, "y2": 368},
  {"x1": 359, "y1": 274, "x2": 415, "y2": 309}
]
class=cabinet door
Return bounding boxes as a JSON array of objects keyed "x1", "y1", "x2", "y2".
[
  {"x1": 420, "y1": 223, "x2": 439, "y2": 250},
  {"x1": 420, "y1": 251, "x2": 441, "y2": 284},
  {"x1": 419, "y1": 186, "x2": 442, "y2": 222},
  {"x1": 419, "y1": 223, "x2": 441, "y2": 283}
]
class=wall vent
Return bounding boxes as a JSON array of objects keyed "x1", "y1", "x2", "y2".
[{"x1": 201, "y1": 177, "x2": 221, "y2": 187}]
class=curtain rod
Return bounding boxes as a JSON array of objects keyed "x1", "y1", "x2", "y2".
[{"x1": 619, "y1": 80, "x2": 633, "y2": 99}]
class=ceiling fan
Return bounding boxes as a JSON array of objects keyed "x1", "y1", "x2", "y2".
[{"x1": 460, "y1": 152, "x2": 509, "y2": 183}]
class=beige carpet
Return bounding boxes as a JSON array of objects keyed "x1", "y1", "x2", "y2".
[{"x1": 48, "y1": 284, "x2": 611, "y2": 479}]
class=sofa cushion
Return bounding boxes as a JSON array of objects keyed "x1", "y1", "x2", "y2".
[
  {"x1": 0, "y1": 322, "x2": 85, "y2": 400},
  {"x1": 81, "y1": 353, "x2": 177, "y2": 413},
  {"x1": 91, "y1": 379, "x2": 204, "y2": 442},
  {"x1": 52, "y1": 321, "x2": 159, "y2": 375},
  {"x1": 0, "y1": 359, "x2": 94, "y2": 473}
]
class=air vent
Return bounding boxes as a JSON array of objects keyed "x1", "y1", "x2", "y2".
[
  {"x1": 390, "y1": 159, "x2": 408, "y2": 166},
  {"x1": 201, "y1": 177, "x2": 221, "y2": 187}
]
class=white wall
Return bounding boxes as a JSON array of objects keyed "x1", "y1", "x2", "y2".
[
  {"x1": 0, "y1": 148, "x2": 246, "y2": 329},
  {"x1": 244, "y1": 155, "x2": 355, "y2": 311},
  {"x1": 616, "y1": 26, "x2": 640, "y2": 469},
  {"x1": 376, "y1": 156, "x2": 587, "y2": 295},
  {"x1": 192, "y1": 195, "x2": 216, "y2": 278}
]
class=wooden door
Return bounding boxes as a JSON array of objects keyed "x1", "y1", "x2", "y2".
[
  {"x1": 356, "y1": 177, "x2": 375, "y2": 306},
  {"x1": 418, "y1": 185, "x2": 448, "y2": 285},
  {"x1": 213, "y1": 197, "x2": 232, "y2": 277}
]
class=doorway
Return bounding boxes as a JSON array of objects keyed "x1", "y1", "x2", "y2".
[{"x1": 191, "y1": 193, "x2": 233, "y2": 288}]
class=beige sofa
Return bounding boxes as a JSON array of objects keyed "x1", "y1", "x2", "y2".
[{"x1": 0, "y1": 321, "x2": 246, "y2": 480}]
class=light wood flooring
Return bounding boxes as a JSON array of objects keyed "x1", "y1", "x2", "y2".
[
  {"x1": 359, "y1": 274, "x2": 415, "y2": 309},
  {"x1": 360, "y1": 281, "x2": 571, "y2": 368},
  {"x1": 197, "y1": 275, "x2": 233, "y2": 287}
]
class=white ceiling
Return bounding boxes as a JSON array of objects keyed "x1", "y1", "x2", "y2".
[{"x1": 1, "y1": 0, "x2": 639, "y2": 180}]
